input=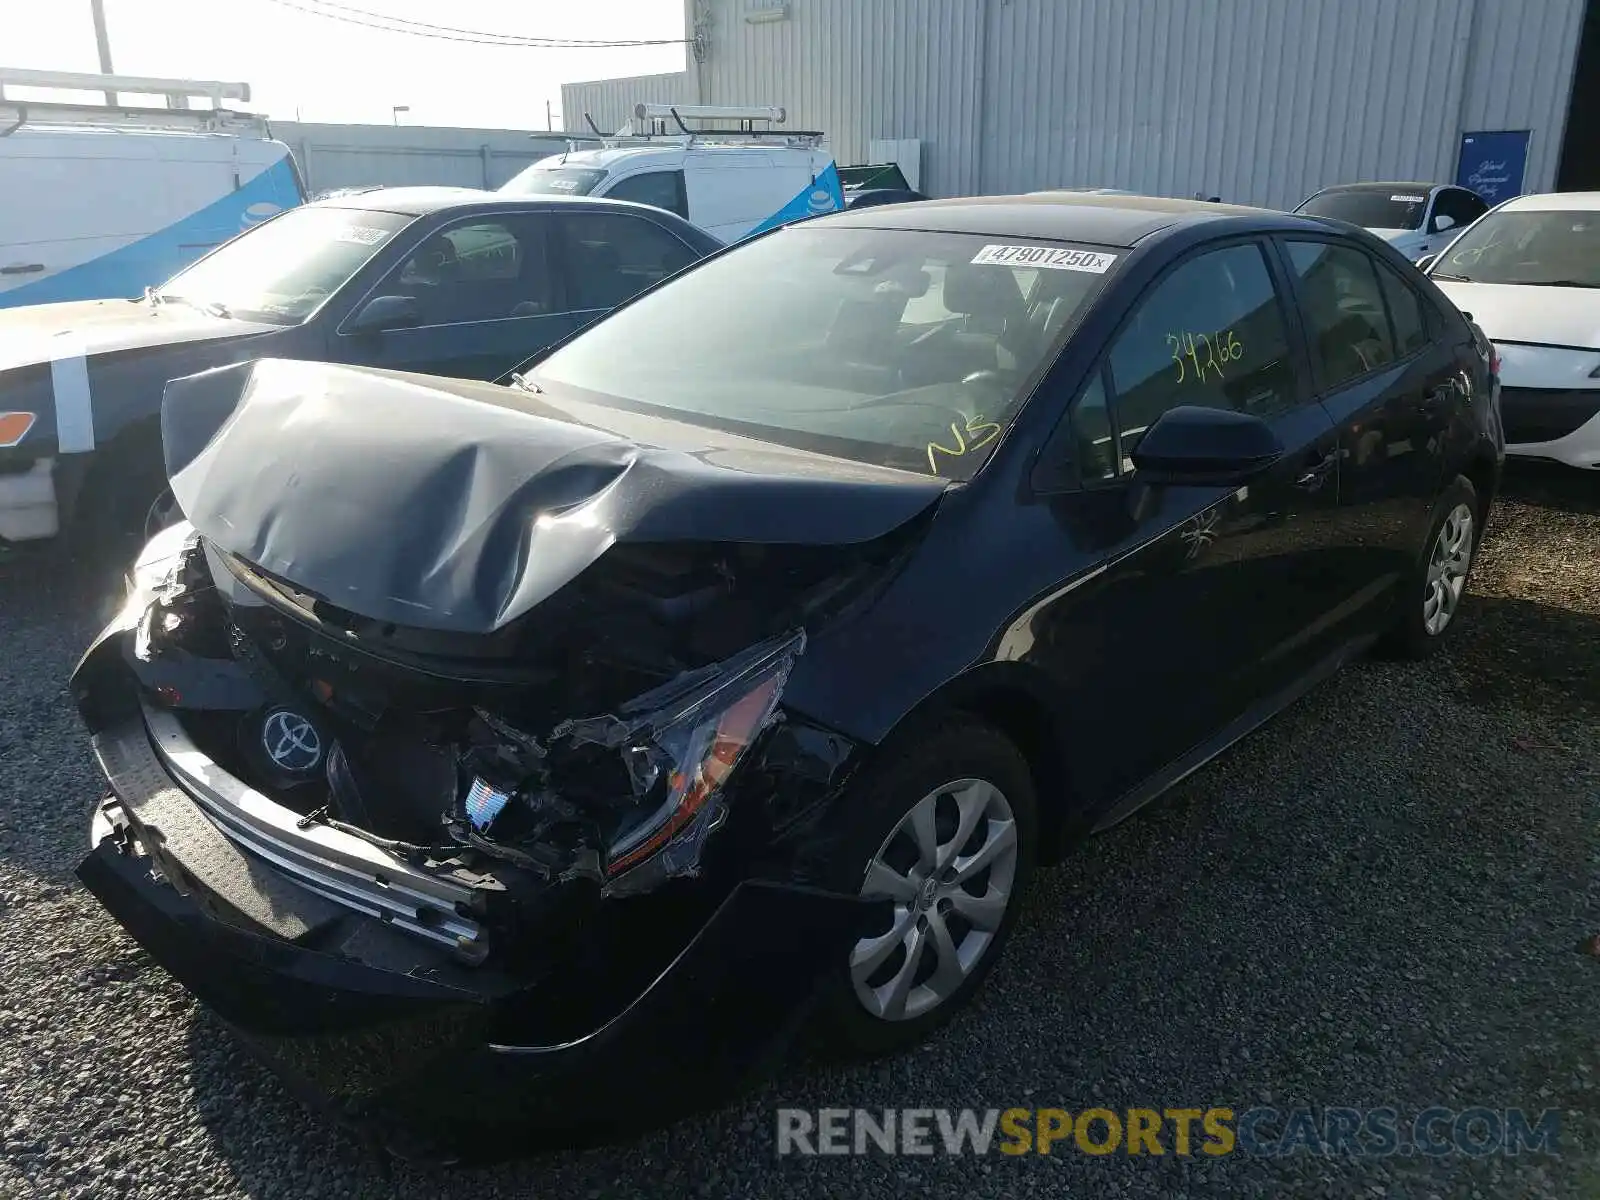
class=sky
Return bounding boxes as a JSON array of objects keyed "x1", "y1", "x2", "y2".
[{"x1": 5, "y1": 0, "x2": 686, "y2": 129}]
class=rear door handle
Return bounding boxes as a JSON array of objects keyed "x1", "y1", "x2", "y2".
[{"x1": 0, "y1": 263, "x2": 44, "y2": 275}]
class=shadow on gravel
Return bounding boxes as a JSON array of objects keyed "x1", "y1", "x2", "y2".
[
  {"x1": 1498, "y1": 460, "x2": 1599, "y2": 516},
  {"x1": 1448, "y1": 593, "x2": 1600, "y2": 717}
]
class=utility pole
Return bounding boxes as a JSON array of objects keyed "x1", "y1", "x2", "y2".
[
  {"x1": 546, "y1": 99, "x2": 552, "y2": 131},
  {"x1": 90, "y1": 0, "x2": 116, "y2": 104}
]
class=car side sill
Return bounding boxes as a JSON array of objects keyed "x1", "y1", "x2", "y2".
[{"x1": 1089, "y1": 632, "x2": 1379, "y2": 834}]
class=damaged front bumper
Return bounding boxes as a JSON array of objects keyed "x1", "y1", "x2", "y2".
[
  {"x1": 77, "y1": 705, "x2": 874, "y2": 1149},
  {"x1": 70, "y1": 557, "x2": 879, "y2": 1148}
]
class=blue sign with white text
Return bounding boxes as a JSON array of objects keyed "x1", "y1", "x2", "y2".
[{"x1": 1455, "y1": 130, "x2": 1530, "y2": 205}]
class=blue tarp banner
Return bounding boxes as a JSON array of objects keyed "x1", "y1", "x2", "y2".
[{"x1": 1455, "y1": 130, "x2": 1530, "y2": 205}]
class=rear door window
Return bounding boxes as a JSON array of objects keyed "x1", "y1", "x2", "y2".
[
  {"x1": 556, "y1": 212, "x2": 700, "y2": 311},
  {"x1": 1105, "y1": 241, "x2": 1298, "y2": 465},
  {"x1": 1284, "y1": 241, "x2": 1398, "y2": 389},
  {"x1": 1373, "y1": 259, "x2": 1430, "y2": 355}
]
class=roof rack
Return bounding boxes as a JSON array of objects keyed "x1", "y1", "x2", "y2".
[
  {"x1": 582, "y1": 101, "x2": 824, "y2": 150},
  {"x1": 0, "y1": 67, "x2": 267, "y2": 138}
]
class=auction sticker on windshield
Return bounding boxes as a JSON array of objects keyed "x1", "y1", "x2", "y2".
[
  {"x1": 971, "y1": 245, "x2": 1117, "y2": 273},
  {"x1": 334, "y1": 226, "x2": 393, "y2": 246},
  {"x1": 1390, "y1": 194, "x2": 1427, "y2": 203}
]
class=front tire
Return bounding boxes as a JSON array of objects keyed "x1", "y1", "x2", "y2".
[
  {"x1": 817, "y1": 715, "x2": 1037, "y2": 1056},
  {"x1": 1380, "y1": 475, "x2": 1481, "y2": 659},
  {"x1": 69, "y1": 427, "x2": 170, "y2": 560}
]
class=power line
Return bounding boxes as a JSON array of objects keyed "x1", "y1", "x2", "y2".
[{"x1": 254, "y1": 0, "x2": 691, "y2": 47}]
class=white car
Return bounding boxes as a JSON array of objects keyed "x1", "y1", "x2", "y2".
[
  {"x1": 1422, "y1": 191, "x2": 1600, "y2": 471},
  {"x1": 1294, "y1": 182, "x2": 1489, "y2": 263}
]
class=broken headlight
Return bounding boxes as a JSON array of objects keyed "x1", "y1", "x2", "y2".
[
  {"x1": 556, "y1": 629, "x2": 804, "y2": 894},
  {"x1": 126, "y1": 519, "x2": 200, "y2": 605}
]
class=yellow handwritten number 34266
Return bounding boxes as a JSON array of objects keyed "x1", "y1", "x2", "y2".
[{"x1": 1167, "y1": 330, "x2": 1243, "y2": 385}]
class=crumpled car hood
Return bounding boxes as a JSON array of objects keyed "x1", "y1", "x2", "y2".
[{"x1": 164, "y1": 358, "x2": 947, "y2": 634}]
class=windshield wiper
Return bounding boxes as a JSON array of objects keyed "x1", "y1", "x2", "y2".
[
  {"x1": 155, "y1": 293, "x2": 232, "y2": 319},
  {"x1": 1429, "y1": 271, "x2": 1472, "y2": 281},
  {"x1": 1535, "y1": 279, "x2": 1600, "y2": 289},
  {"x1": 508, "y1": 372, "x2": 543, "y2": 394}
]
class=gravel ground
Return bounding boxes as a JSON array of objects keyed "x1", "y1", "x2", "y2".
[{"x1": 0, "y1": 465, "x2": 1595, "y2": 1199}]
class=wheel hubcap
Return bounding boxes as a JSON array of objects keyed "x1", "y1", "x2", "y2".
[
  {"x1": 850, "y1": 778, "x2": 1019, "y2": 1022},
  {"x1": 1423, "y1": 502, "x2": 1475, "y2": 636}
]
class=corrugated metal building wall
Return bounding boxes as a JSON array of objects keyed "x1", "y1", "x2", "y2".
[
  {"x1": 563, "y1": 0, "x2": 1585, "y2": 207},
  {"x1": 269, "y1": 123, "x2": 584, "y2": 192},
  {"x1": 559, "y1": 71, "x2": 694, "y2": 134}
]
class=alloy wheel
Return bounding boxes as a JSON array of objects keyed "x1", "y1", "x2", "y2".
[
  {"x1": 850, "y1": 778, "x2": 1019, "y2": 1022},
  {"x1": 1423, "y1": 502, "x2": 1475, "y2": 636}
]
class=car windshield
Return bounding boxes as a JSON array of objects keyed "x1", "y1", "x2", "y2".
[
  {"x1": 156, "y1": 206, "x2": 413, "y2": 324},
  {"x1": 499, "y1": 166, "x2": 608, "y2": 196},
  {"x1": 1296, "y1": 187, "x2": 1429, "y2": 230},
  {"x1": 530, "y1": 225, "x2": 1119, "y2": 480},
  {"x1": 1430, "y1": 208, "x2": 1600, "y2": 286}
]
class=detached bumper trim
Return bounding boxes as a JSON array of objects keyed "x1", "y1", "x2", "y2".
[{"x1": 140, "y1": 701, "x2": 485, "y2": 955}]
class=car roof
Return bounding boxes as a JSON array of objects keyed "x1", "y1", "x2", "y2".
[
  {"x1": 812, "y1": 192, "x2": 1322, "y2": 248},
  {"x1": 1497, "y1": 191, "x2": 1600, "y2": 212},
  {"x1": 1309, "y1": 181, "x2": 1444, "y2": 195},
  {"x1": 532, "y1": 145, "x2": 683, "y2": 170},
  {"x1": 309, "y1": 186, "x2": 672, "y2": 220}
]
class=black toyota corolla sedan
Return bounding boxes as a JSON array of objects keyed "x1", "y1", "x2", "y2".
[{"x1": 70, "y1": 194, "x2": 1502, "y2": 1151}]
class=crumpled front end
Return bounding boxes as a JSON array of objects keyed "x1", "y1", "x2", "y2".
[{"x1": 70, "y1": 518, "x2": 889, "y2": 1146}]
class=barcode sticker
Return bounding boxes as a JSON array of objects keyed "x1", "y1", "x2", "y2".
[{"x1": 971, "y1": 244, "x2": 1118, "y2": 273}]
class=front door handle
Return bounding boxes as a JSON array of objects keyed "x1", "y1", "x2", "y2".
[
  {"x1": 1295, "y1": 449, "x2": 1338, "y2": 491},
  {"x1": 0, "y1": 263, "x2": 44, "y2": 275}
]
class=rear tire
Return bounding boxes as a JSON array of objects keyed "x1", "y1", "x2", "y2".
[
  {"x1": 815, "y1": 714, "x2": 1037, "y2": 1056},
  {"x1": 1378, "y1": 475, "x2": 1480, "y2": 660}
]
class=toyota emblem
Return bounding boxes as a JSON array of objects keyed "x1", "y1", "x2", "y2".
[{"x1": 260, "y1": 708, "x2": 324, "y2": 774}]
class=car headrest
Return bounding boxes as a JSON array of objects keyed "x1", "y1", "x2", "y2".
[{"x1": 941, "y1": 263, "x2": 1025, "y2": 318}]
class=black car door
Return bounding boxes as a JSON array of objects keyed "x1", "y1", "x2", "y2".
[
  {"x1": 330, "y1": 211, "x2": 580, "y2": 381},
  {"x1": 1025, "y1": 239, "x2": 1357, "y2": 811},
  {"x1": 1276, "y1": 237, "x2": 1455, "y2": 593}
]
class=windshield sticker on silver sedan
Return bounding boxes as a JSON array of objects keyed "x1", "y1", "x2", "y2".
[
  {"x1": 970, "y1": 244, "x2": 1117, "y2": 273},
  {"x1": 335, "y1": 226, "x2": 393, "y2": 246},
  {"x1": 1390, "y1": 194, "x2": 1426, "y2": 203}
]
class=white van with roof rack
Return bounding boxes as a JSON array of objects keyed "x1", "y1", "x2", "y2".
[
  {"x1": 0, "y1": 68, "x2": 304, "y2": 308},
  {"x1": 499, "y1": 103, "x2": 843, "y2": 244}
]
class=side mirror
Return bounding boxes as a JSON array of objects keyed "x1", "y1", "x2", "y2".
[
  {"x1": 346, "y1": 294, "x2": 421, "y2": 334},
  {"x1": 1130, "y1": 405, "x2": 1283, "y2": 487},
  {"x1": 1415, "y1": 254, "x2": 1437, "y2": 272},
  {"x1": 1431, "y1": 214, "x2": 1457, "y2": 234}
]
